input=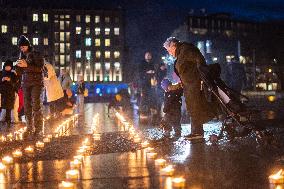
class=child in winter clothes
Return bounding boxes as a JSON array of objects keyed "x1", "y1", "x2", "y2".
[
  {"x1": 0, "y1": 60, "x2": 18, "y2": 127},
  {"x1": 159, "y1": 78, "x2": 183, "y2": 139}
]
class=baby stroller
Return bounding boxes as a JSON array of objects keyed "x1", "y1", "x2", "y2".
[{"x1": 198, "y1": 63, "x2": 273, "y2": 146}]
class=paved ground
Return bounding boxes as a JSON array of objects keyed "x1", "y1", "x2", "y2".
[{"x1": 0, "y1": 103, "x2": 283, "y2": 189}]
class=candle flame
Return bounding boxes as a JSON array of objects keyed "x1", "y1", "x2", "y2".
[{"x1": 270, "y1": 169, "x2": 284, "y2": 179}]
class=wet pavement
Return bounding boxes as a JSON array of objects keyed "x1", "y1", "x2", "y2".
[{"x1": 0, "y1": 103, "x2": 283, "y2": 189}]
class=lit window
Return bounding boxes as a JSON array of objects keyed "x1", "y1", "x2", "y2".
[
  {"x1": 60, "y1": 43, "x2": 65, "y2": 53},
  {"x1": 43, "y1": 14, "x2": 48, "y2": 22},
  {"x1": 65, "y1": 15, "x2": 70, "y2": 19},
  {"x1": 85, "y1": 15, "x2": 91, "y2": 23},
  {"x1": 33, "y1": 14, "x2": 38, "y2": 21},
  {"x1": 76, "y1": 27, "x2": 81, "y2": 34},
  {"x1": 12, "y1": 37, "x2": 18, "y2": 45},
  {"x1": 60, "y1": 15, "x2": 64, "y2": 19},
  {"x1": 86, "y1": 51, "x2": 91, "y2": 60},
  {"x1": 114, "y1": 28, "x2": 120, "y2": 35},
  {"x1": 66, "y1": 32, "x2": 70, "y2": 42},
  {"x1": 23, "y1": 26, "x2": 28, "y2": 33},
  {"x1": 76, "y1": 50, "x2": 81, "y2": 58},
  {"x1": 105, "y1": 28, "x2": 110, "y2": 35},
  {"x1": 55, "y1": 55, "x2": 59, "y2": 62},
  {"x1": 43, "y1": 38, "x2": 48, "y2": 45},
  {"x1": 95, "y1": 39, "x2": 100, "y2": 46},
  {"x1": 105, "y1": 17, "x2": 110, "y2": 23},
  {"x1": 95, "y1": 51, "x2": 101, "y2": 58},
  {"x1": 95, "y1": 28, "x2": 100, "y2": 35},
  {"x1": 66, "y1": 43, "x2": 70, "y2": 52},
  {"x1": 60, "y1": 55, "x2": 65, "y2": 65},
  {"x1": 86, "y1": 27, "x2": 90, "y2": 35},
  {"x1": 105, "y1": 51, "x2": 110, "y2": 58},
  {"x1": 33, "y1": 38, "x2": 39, "y2": 45},
  {"x1": 60, "y1": 21, "x2": 64, "y2": 30},
  {"x1": 85, "y1": 38, "x2": 92, "y2": 46},
  {"x1": 105, "y1": 39, "x2": 110, "y2": 46},
  {"x1": 95, "y1": 16, "x2": 100, "y2": 23},
  {"x1": 114, "y1": 62, "x2": 120, "y2": 68},
  {"x1": 60, "y1": 32, "x2": 65, "y2": 41},
  {"x1": 1, "y1": 25, "x2": 7, "y2": 33},
  {"x1": 66, "y1": 21, "x2": 70, "y2": 29},
  {"x1": 66, "y1": 55, "x2": 70, "y2": 62},
  {"x1": 114, "y1": 51, "x2": 120, "y2": 59},
  {"x1": 76, "y1": 15, "x2": 81, "y2": 22}
]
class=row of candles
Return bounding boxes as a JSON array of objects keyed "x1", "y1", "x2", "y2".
[
  {"x1": 59, "y1": 113, "x2": 100, "y2": 189},
  {"x1": 114, "y1": 111, "x2": 186, "y2": 189}
]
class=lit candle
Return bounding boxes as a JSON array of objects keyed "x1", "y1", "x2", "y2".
[
  {"x1": 74, "y1": 155, "x2": 84, "y2": 162},
  {"x1": 155, "y1": 159, "x2": 166, "y2": 167},
  {"x1": 146, "y1": 152, "x2": 157, "y2": 159},
  {"x1": 0, "y1": 135, "x2": 6, "y2": 142},
  {"x1": 2, "y1": 156, "x2": 13, "y2": 165},
  {"x1": 141, "y1": 141, "x2": 149, "y2": 148},
  {"x1": 134, "y1": 136, "x2": 141, "y2": 143},
  {"x1": 12, "y1": 150, "x2": 22, "y2": 158},
  {"x1": 24, "y1": 146, "x2": 34, "y2": 154},
  {"x1": 43, "y1": 137, "x2": 51, "y2": 143},
  {"x1": 93, "y1": 134, "x2": 101, "y2": 141},
  {"x1": 82, "y1": 138, "x2": 89, "y2": 145},
  {"x1": 160, "y1": 165, "x2": 174, "y2": 176},
  {"x1": 77, "y1": 148, "x2": 86, "y2": 155},
  {"x1": 0, "y1": 162, "x2": 6, "y2": 173},
  {"x1": 172, "y1": 177, "x2": 186, "y2": 188},
  {"x1": 269, "y1": 169, "x2": 284, "y2": 184},
  {"x1": 66, "y1": 169, "x2": 80, "y2": 180},
  {"x1": 7, "y1": 133, "x2": 13, "y2": 141},
  {"x1": 70, "y1": 159, "x2": 81, "y2": 169},
  {"x1": 145, "y1": 147, "x2": 154, "y2": 153},
  {"x1": 36, "y1": 141, "x2": 45, "y2": 148},
  {"x1": 58, "y1": 181, "x2": 75, "y2": 189}
]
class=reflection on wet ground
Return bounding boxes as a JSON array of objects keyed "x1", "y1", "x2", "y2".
[{"x1": 0, "y1": 103, "x2": 283, "y2": 189}]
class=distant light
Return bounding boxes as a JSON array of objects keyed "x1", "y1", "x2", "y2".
[
  {"x1": 213, "y1": 57, "x2": 218, "y2": 62},
  {"x1": 96, "y1": 88, "x2": 100, "y2": 94},
  {"x1": 268, "y1": 68, "x2": 272, "y2": 73},
  {"x1": 267, "y1": 95, "x2": 276, "y2": 102}
]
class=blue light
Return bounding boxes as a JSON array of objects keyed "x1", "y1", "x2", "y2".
[{"x1": 96, "y1": 88, "x2": 100, "y2": 94}]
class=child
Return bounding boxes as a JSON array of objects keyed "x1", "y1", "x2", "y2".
[{"x1": 159, "y1": 78, "x2": 183, "y2": 139}]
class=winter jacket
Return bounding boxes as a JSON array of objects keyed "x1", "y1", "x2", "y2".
[
  {"x1": 43, "y1": 63, "x2": 64, "y2": 103},
  {"x1": 0, "y1": 70, "x2": 17, "y2": 109},
  {"x1": 58, "y1": 74, "x2": 73, "y2": 91},
  {"x1": 20, "y1": 49, "x2": 44, "y2": 87},
  {"x1": 163, "y1": 88, "x2": 183, "y2": 115},
  {"x1": 174, "y1": 42, "x2": 217, "y2": 124},
  {"x1": 77, "y1": 82, "x2": 85, "y2": 95},
  {"x1": 139, "y1": 60, "x2": 155, "y2": 89}
]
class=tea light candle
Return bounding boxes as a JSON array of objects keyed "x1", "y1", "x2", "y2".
[
  {"x1": 0, "y1": 135, "x2": 6, "y2": 142},
  {"x1": 58, "y1": 181, "x2": 75, "y2": 189},
  {"x1": 7, "y1": 133, "x2": 13, "y2": 141},
  {"x1": 66, "y1": 169, "x2": 80, "y2": 180},
  {"x1": 2, "y1": 156, "x2": 13, "y2": 165},
  {"x1": 172, "y1": 177, "x2": 186, "y2": 188},
  {"x1": 93, "y1": 134, "x2": 101, "y2": 141},
  {"x1": 36, "y1": 141, "x2": 45, "y2": 148},
  {"x1": 134, "y1": 136, "x2": 141, "y2": 143},
  {"x1": 74, "y1": 155, "x2": 84, "y2": 162},
  {"x1": 155, "y1": 159, "x2": 166, "y2": 167},
  {"x1": 141, "y1": 141, "x2": 149, "y2": 148},
  {"x1": 12, "y1": 150, "x2": 22, "y2": 158},
  {"x1": 160, "y1": 165, "x2": 174, "y2": 176},
  {"x1": 146, "y1": 152, "x2": 157, "y2": 159},
  {"x1": 0, "y1": 162, "x2": 6, "y2": 173},
  {"x1": 24, "y1": 146, "x2": 34, "y2": 154},
  {"x1": 269, "y1": 169, "x2": 284, "y2": 184},
  {"x1": 70, "y1": 159, "x2": 81, "y2": 169},
  {"x1": 43, "y1": 137, "x2": 51, "y2": 143}
]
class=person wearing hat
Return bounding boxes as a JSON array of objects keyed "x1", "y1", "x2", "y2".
[
  {"x1": 0, "y1": 60, "x2": 18, "y2": 127},
  {"x1": 16, "y1": 35, "x2": 44, "y2": 139}
]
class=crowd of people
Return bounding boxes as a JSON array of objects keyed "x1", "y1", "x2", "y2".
[{"x1": 0, "y1": 35, "x2": 86, "y2": 140}]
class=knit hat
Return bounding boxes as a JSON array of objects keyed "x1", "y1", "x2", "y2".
[
  {"x1": 18, "y1": 35, "x2": 31, "y2": 47},
  {"x1": 3, "y1": 60, "x2": 13, "y2": 69},
  {"x1": 161, "y1": 78, "x2": 172, "y2": 91}
]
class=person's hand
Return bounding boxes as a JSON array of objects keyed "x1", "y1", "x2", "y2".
[
  {"x1": 17, "y1": 59, "x2": 28, "y2": 67},
  {"x1": 2, "y1": 77, "x2": 10, "y2": 81}
]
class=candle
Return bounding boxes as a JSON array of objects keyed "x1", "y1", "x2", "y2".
[
  {"x1": 12, "y1": 150, "x2": 22, "y2": 158},
  {"x1": 66, "y1": 169, "x2": 80, "y2": 179},
  {"x1": 43, "y1": 137, "x2": 51, "y2": 143},
  {"x1": 93, "y1": 134, "x2": 101, "y2": 141},
  {"x1": 82, "y1": 138, "x2": 89, "y2": 145},
  {"x1": 269, "y1": 169, "x2": 284, "y2": 184},
  {"x1": 172, "y1": 177, "x2": 186, "y2": 188},
  {"x1": 24, "y1": 146, "x2": 34, "y2": 154},
  {"x1": 0, "y1": 135, "x2": 6, "y2": 142},
  {"x1": 145, "y1": 147, "x2": 154, "y2": 153},
  {"x1": 7, "y1": 133, "x2": 13, "y2": 141},
  {"x1": 134, "y1": 136, "x2": 141, "y2": 143},
  {"x1": 58, "y1": 181, "x2": 75, "y2": 189},
  {"x1": 36, "y1": 141, "x2": 45, "y2": 148},
  {"x1": 2, "y1": 156, "x2": 13, "y2": 165},
  {"x1": 0, "y1": 162, "x2": 6, "y2": 173},
  {"x1": 160, "y1": 165, "x2": 174, "y2": 176},
  {"x1": 74, "y1": 155, "x2": 84, "y2": 162},
  {"x1": 146, "y1": 152, "x2": 157, "y2": 159},
  {"x1": 70, "y1": 159, "x2": 81, "y2": 169},
  {"x1": 141, "y1": 141, "x2": 149, "y2": 148},
  {"x1": 77, "y1": 148, "x2": 86, "y2": 155},
  {"x1": 155, "y1": 159, "x2": 166, "y2": 167}
]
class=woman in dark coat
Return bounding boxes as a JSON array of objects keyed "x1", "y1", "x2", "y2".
[
  {"x1": 0, "y1": 60, "x2": 17, "y2": 126},
  {"x1": 163, "y1": 37, "x2": 217, "y2": 139}
]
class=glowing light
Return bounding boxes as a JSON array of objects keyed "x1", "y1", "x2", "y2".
[
  {"x1": 0, "y1": 162, "x2": 6, "y2": 172},
  {"x1": 146, "y1": 152, "x2": 157, "y2": 159},
  {"x1": 66, "y1": 169, "x2": 80, "y2": 180},
  {"x1": 74, "y1": 155, "x2": 84, "y2": 162},
  {"x1": 12, "y1": 150, "x2": 23, "y2": 158},
  {"x1": 160, "y1": 165, "x2": 174, "y2": 176},
  {"x1": 43, "y1": 137, "x2": 51, "y2": 143},
  {"x1": 24, "y1": 146, "x2": 34, "y2": 154},
  {"x1": 269, "y1": 169, "x2": 284, "y2": 184},
  {"x1": 268, "y1": 95, "x2": 276, "y2": 102},
  {"x1": 141, "y1": 141, "x2": 149, "y2": 148},
  {"x1": 172, "y1": 177, "x2": 186, "y2": 188},
  {"x1": 93, "y1": 133, "x2": 101, "y2": 141},
  {"x1": 58, "y1": 181, "x2": 75, "y2": 189},
  {"x1": 70, "y1": 159, "x2": 81, "y2": 169},
  {"x1": 145, "y1": 147, "x2": 154, "y2": 153},
  {"x1": 155, "y1": 159, "x2": 166, "y2": 167},
  {"x1": 2, "y1": 156, "x2": 13, "y2": 165},
  {"x1": 36, "y1": 141, "x2": 45, "y2": 148}
]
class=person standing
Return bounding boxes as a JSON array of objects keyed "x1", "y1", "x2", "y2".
[
  {"x1": 58, "y1": 69, "x2": 73, "y2": 97},
  {"x1": 16, "y1": 35, "x2": 44, "y2": 139},
  {"x1": 163, "y1": 37, "x2": 216, "y2": 140},
  {"x1": 76, "y1": 75, "x2": 85, "y2": 115}
]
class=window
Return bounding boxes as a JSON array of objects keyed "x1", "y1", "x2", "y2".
[
  {"x1": 95, "y1": 39, "x2": 100, "y2": 46},
  {"x1": 66, "y1": 43, "x2": 70, "y2": 53},
  {"x1": 33, "y1": 38, "x2": 39, "y2": 45},
  {"x1": 115, "y1": 17, "x2": 119, "y2": 23},
  {"x1": 76, "y1": 15, "x2": 81, "y2": 22},
  {"x1": 105, "y1": 17, "x2": 110, "y2": 23},
  {"x1": 105, "y1": 39, "x2": 110, "y2": 46},
  {"x1": 60, "y1": 21, "x2": 64, "y2": 30},
  {"x1": 105, "y1": 51, "x2": 110, "y2": 58},
  {"x1": 22, "y1": 26, "x2": 28, "y2": 33},
  {"x1": 43, "y1": 14, "x2": 48, "y2": 22},
  {"x1": 66, "y1": 55, "x2": 70, "y2": 62},
  {"x1": 85, "y1": 15, "x2": 91, "y2": 23},
  {"x1": 114, "y1": 28, "x2": 119, "y2": 35},
  {"x1": 66, "y1": 32, "x2": 70, "y2": 42},
  {"x1": 60, "y1": 55, "x2": 65, "y2": 65},
  {"x1": 12, "y1": 37, "x2": 17, "y2": 45},
  {"x1": 95, "y1": 28, "x2": 100, "y2": 35},
  {"x1": 60, "y1": 43, "x2": 65, "y2": 53},
  {"x1": 105, "y1": 28, "x2": 110, "y2": 35},
  {"x1": 95, "y1": 16, "x2": 100, "y2": 23},
  {"x1": 114, "y1": 51, "x2": 120, "y2": 59},
  {"x1": 76, "y1": 50, "x2": 81, "y2": 58},
  {"x1": 43, "y1": 38, "x2": 48, "y2": 45},
  {"x1": 65, "y1": 21, "x2": 70, "y2": 29},
  {"x1": 33, "y1": 14, "x2": 38, "y2": 21},
  {"x1": 86, "y1": 51, "x2": 91, "y2": 60},
  {"x1": 95, "y1": 51, "x2": 101, "y2": 58},
  {"x1": 55, "y1": 55, "x2": 59, "y2": 62},
  {"x1": 65, "y1": 15, "x2": 70, "y2": 19},
  {"x1": 85, "y1": 38, "x2": 91, "y2": 46},
  {"x1": 76, "y1": 27, "x2": 81, "y2": 34},
  {"x1": 1, "y1": 25, "x2": 7, "y2": 33},
  {"x1": 60, "y1": 32, "x2": 65, "y2": 41},
  {"x1": 86, "y1": 27, "x2": 90, "y2": 35}
]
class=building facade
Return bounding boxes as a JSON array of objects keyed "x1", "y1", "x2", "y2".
[{"x1": 0, "y1": 7, "x2": 124, "y2": 82}]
